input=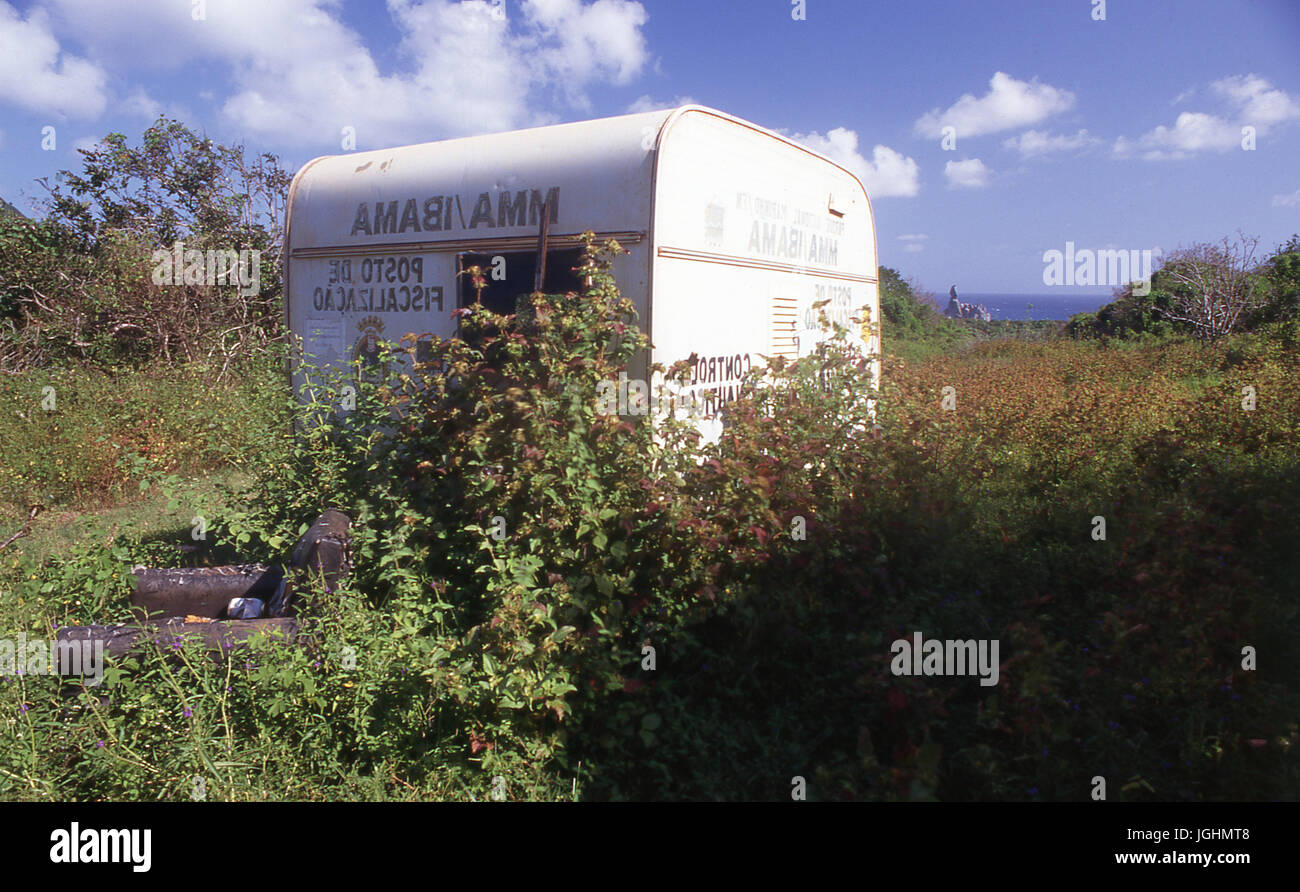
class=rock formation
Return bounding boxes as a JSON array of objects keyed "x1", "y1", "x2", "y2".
[{"x1": 944, "y1": 285, "x2": 992, "y2": 322}]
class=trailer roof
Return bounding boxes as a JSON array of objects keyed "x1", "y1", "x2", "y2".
[{"x1": 285, "y1": 105, "x2": 868, "y2": 253}]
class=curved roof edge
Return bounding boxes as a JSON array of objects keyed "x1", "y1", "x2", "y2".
[
  {"x1": 656, "y1": 105, "x2": 874, "y2": 207},
  {"x1": 286, "y1": 104, "x2": 872, "y2": 201}
]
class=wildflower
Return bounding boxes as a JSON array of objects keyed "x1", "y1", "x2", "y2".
[
  {"x1": 183, "y1": 707, "x2": 192, "y2": 719},
  {"x1": 96, "y1": 740, "x2": 105, "y2": 748}
]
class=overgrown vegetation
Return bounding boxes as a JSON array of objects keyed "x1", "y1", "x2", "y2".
[
  {"x1": 1066, "y1": 233, "x2": 1300, "y2": 343},
  {"x1": 0, "y1": 355, "x2": 286, "y2": 523},
  {"x1": 0, "y1": 117, "x2": 289, "y2": 373},
  {"x1": 1, "y1": 238, "x2": 1294, "y2": 801}
]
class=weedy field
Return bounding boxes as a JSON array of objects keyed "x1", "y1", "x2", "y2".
[{"x1": 0, "y1": 249, "x2": 1295, "y2": 801}]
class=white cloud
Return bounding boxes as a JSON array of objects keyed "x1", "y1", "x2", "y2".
[
  {"x1": 858, "y1": 144, "x2": 922, "y2": 198},
  {"x1": 1003, "y1": 128, "x2": 1095, "y2": 158},
  {"x1": 0, "y1": 1, "x2": 107, "y2": 118},
  {"x1": 115, "y1": 88, "x2": 192, "y2": 125},
  {"x1": 1115, "y1": 74, "x2": 1299, "y2": 160},
  {"x1": 41, "y1": 0, "x2": 651, "y2": 146},
  {"x1": 944, "y1": 158, "x2": 991, "y2": 189},
  {"x1": 897, "y1": 233, "x2": 928, "y2": 240},
  {"x1": 902, "y1": 243, "x2": 924, "y2": 253},
  {"x1": 1274, "y1": 187, "x2": 1300, "y2": 208},
  {"x1": 1212, "y1": 74, "x2": 1300, "y2": 126},
  {"x1": 914, "y1": 71, "x2": 1075, "y2": 139},
  {"x1": 1115, "y1": 111, "x2": 1242, "y2": 159},
  {"x1": 522, "y1": 0, "x2": 649, "y2": 105},
  {"x1": 43, "y1": 0, "x2": 216, "y2": 68},
  {"x1": 119, "y1": 87, "x2": 162, "y2": 120},
  {"x1": 625, "y1": 94, "x2": 698, "y2": 113},
  {"x1": 788, "y1": 127, "x2": 920, "y2": 198}
]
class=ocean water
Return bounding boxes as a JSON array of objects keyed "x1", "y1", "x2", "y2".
[{"x1": 943, "y1": 292, "x2": 1112, "y2": 322}]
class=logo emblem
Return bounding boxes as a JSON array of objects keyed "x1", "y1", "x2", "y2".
[{"x1": 352, "y1": 315, "x2": 388, "y2": 383}]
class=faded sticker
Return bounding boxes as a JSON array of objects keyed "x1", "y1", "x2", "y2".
[{"x1": 303, "y1": 316, "x2": 344, "y2": 361}]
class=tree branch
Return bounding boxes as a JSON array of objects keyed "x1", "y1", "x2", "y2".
[{"x1": 0, "y1": 506, "x2": 43, "y2": 552}]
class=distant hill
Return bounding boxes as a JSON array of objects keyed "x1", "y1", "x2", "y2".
[{"x1": 0, "y1": 197, "x2": 28, "y2": 220}]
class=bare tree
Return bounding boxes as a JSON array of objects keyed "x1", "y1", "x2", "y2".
[{"x1": 1158, "y1": 233, "x2": 1264, "y2": 341}]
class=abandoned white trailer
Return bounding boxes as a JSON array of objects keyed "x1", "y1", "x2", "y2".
[{"x1": 284, "y1": 105, "x2": 879, "y2": 435}]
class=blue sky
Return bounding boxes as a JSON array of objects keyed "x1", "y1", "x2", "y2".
[{"x1": 0, "y1": 0, "x2": 1296, "y2": 294}]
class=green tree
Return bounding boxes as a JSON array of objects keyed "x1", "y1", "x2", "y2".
[
  {"x1": 39, "y1": 116, "x2": 289, "y2": 256},
  {"x1": 1246, "y1": 233, "x2": 1300, "y2": 326},
  {"x1": 0, "y1": 117, "x2": 292, "y2": 370}
]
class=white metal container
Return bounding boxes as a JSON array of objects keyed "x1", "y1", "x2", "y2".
[{"x1": 284, "y1": 105, "x2": 879, "y2": 436}]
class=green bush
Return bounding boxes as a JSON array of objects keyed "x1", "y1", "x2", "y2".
[{"x1": 1066, "y1": 282, "x2": 1182, "y2": 340}]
